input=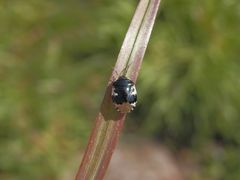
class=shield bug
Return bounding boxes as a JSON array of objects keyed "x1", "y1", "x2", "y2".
[{"x1": 111, "y1": 75, "x2": 137, "y2": 113}]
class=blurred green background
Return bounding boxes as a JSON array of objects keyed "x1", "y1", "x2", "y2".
[{"x1": 1, "y1": 0, "x2": 240, "y2": 179}]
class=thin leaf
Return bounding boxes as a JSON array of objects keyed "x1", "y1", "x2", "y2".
[{"x1": 75, "y1": 0, "x2": 161, "y2": 179}]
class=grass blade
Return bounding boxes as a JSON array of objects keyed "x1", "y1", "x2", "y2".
[{"x1": 75, "y1": 0, "x2": 161, "y2": 179}]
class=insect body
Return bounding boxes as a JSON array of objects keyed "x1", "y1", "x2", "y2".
[{"x1": 111, "y1": 76, "x2": 137, "y2": 113}]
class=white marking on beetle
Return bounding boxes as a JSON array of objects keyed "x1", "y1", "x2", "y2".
[
  {"x1": 131, "y1": 102, "x2": 137, "y2": 107},
  {"x1": 131, "y1": 86, "x2": 137, "y2": 95},
  {"x1": 113, "y1": 102, "x2": 135, "y2": 113}
]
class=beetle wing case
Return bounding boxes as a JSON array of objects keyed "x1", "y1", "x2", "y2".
[{"x1": 111, "y1": 76, "x2": 137, "y2": 113}]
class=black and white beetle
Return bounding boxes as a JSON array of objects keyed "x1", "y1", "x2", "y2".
[{"x1": 111, "y1": 75, "x2": 137, "y2": 113}]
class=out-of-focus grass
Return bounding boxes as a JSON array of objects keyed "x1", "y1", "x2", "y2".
[
  {"x1": 0, "y1": 0, "x2": 240, "y2": 179},
  {"x1": 0, "y1": 1, "x2": 130, "y2": 179}
]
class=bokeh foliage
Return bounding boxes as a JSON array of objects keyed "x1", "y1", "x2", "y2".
[{"x1": 0, "y1": 0, "x2": 240, "y2": 179}]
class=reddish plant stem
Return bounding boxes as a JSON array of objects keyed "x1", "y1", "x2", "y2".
[{"x1": 75, "y1": 0, "x2": 161, "y2": 179}]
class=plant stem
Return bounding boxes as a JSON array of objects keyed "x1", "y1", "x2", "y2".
[{"x1": 75, "y1": 0, "x2": 161, "y2": 179}]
